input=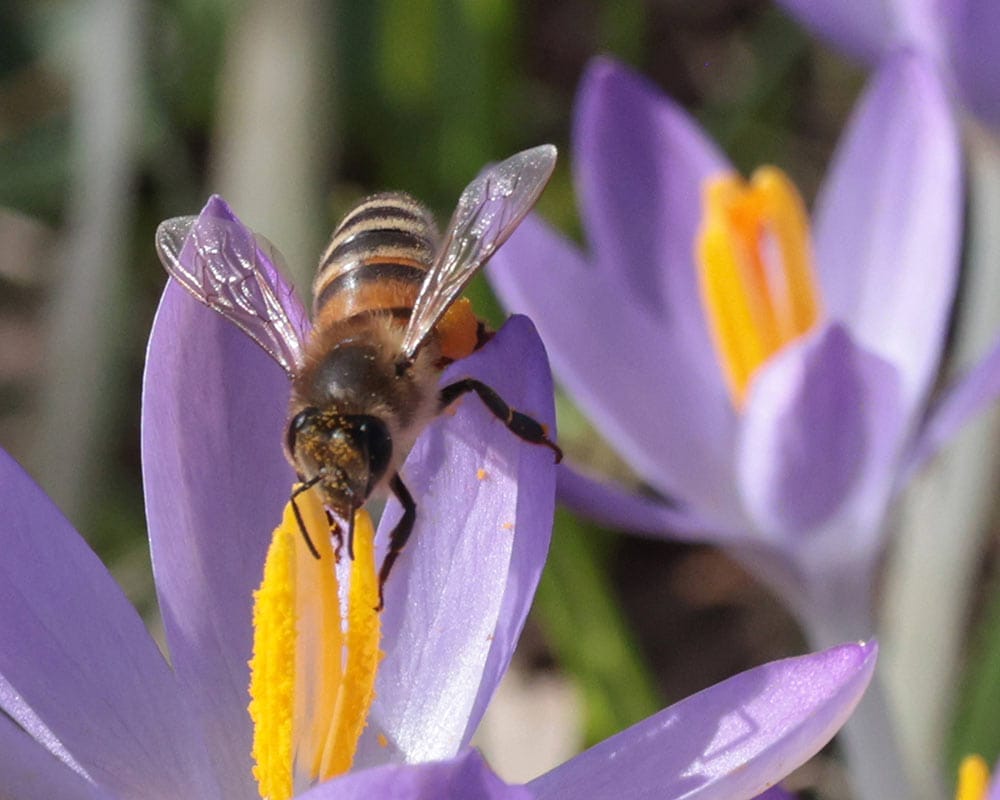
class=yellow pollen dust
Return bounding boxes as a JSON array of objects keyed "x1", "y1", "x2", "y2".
[
  {"x1": 248, "y1": 487, "x2": 382, "y2": 800},
  {"x1": 696, "y1": 166, "x2": 822, "y2": 408},
  {"x1": 956, "y1": 755, "x2": 991, "y2": 800}
]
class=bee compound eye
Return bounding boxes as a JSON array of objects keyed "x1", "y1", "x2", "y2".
[
  {"x1": 355, "y1": 416, "x2": 392, "y2": 490},
  {"x1": 286, "y1": 407, "x2": 319, "y2": 455}
]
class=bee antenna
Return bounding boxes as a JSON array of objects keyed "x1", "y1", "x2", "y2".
[
  {"x1": 346, "y1": 504, "x2": 357, "y2": 562},
  {"x1": 290, "y1": 476, "x2": 323, "y2": 560}
]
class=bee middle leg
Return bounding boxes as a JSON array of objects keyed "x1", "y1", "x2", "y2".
[
  {"x1": 439, "y1": 378, "x2": 563, "y2": 462},
  {"x1": 377, "y1": 472, "x2": 416, "y2": 611}
]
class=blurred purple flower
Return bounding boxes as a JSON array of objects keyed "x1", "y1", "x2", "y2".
[
  {"x1": 776, "y1": 0, "x2": 1000, "y2": 129},
  {"x1": 488, "y1": 52, "x2": 1000, "y2": 643},
  {"x1": 0, "y1": 199, "x2": 876, "y2": 798}
]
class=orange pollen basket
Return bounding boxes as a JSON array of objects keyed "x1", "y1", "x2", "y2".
[{"x1": 696, "y1": 166, "x2": 822, "y2": 409}]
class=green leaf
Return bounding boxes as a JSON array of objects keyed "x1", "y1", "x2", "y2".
[{"x1": 949, "y1": 579, "x2": 1000, "y2": 773}]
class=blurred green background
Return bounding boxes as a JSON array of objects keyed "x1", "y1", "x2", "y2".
[{"x1": 5, "y1": 1, "x2": 991, "y2": 796}]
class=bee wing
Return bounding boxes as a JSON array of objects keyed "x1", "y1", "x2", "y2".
[
  {"x1": 400, "y1": 144, "x2": 557, "y2": 360},
  {"x1": 155, "y1": 208, "x2": 310, "y2": 376}
]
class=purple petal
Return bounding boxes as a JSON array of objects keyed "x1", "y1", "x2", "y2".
[
  {"x1": 944, "y1": 0, "x2": 1000, "y2": 128},
  {"x1": 901, "y1": 332, "x2": 1000, "y2": 482},
  {"x1": 355, "y1": 316, "x2": 556, "y2": 765},
  {"x1": 574, "y1": 58, "x2": 728, "y2": 318},
  {"x1": 737, "y1": 325, "x2": 903, "y2": 552},
  {"x1": 753, "y1": 788, "x2": 797, "y2": 800},
  {"x1": 990, "y1": 759, "x2": 1000, "y2": 800},
  {"x1": 299, "y1": 749, "x2": 531, "y2": 800},
  {"x1": 530, "y1": 641, "x2": 877, "y2": 800},
  {"x1": 0, "y1": 450, "x2": 216, "y2": 796},
  {"x1": 142, "y1": 280, "x2": 295, "y2": 793},
  {"x1": 0, "y1": 713, "x2": 114, "y2": 800},
  {"x1": 488, "y1": 215, "x2": 743, "y2": 533},
  {"x1": 774, "y1": 0, "x2": 894, "y2": 63},
  {"x1": 813, "y1": 51, "x2": 961, "y2": 419},
  {"x1": 556, "y1": 463, "x2": 720, "y2": 541}
]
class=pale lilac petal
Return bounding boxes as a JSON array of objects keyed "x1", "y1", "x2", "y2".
[
  {"x1": 488, "y1": 216, "x2": 742, "y2": 532},
  {"x1": 556, "y1": 464, "x2": 721, "y2": 541},
  {"x1": 0, "y1": 450, "x2": 216, "y2": 796},
  {"x1": 944, "y1": 0, "x2": 1000, "y2": 128},
  {"x1": 299, "y1": 750, "x2": 530, "y2": 800},
  {"x1": 737, "y1": 325, "x2": 903, "y2": 555},
  {"x1": 901, "y1": 333, "x2": 1000, "y2": 482},
  {"x1": 530, "y1": 642, "x2": 877, "y2": 800},
  {"x1": 989, "y1": 761, "x2": 1000, "y2": 800},
  {"x1": 356, "y1": 316, "x2": 556, "y2": 765},
  {"x1": 813, "y1": 51, "x2": 961, "y2": 418},
  {"x1": 775, "y1": 0, "x2": 894, "y2": 63},
  {"x1": 142, "y1": 280, "x2": 295, "y2": 794},
  {"x1": 574, "y1": 58, "x2": 727, "y2": 318},
  {"x1": 0, "y1": 714, "x2": 113, "y2": 800}
]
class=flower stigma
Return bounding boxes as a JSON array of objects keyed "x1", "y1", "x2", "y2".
[
  {"x1": 248, "y1": 487, "x2": 382, "y2": 800},
  {"x1": 696, "y1": 166, "x2": 822, "y2": 408},
  {"x1": 955, "y1": 755, "x2": 991, "y2": 800}
]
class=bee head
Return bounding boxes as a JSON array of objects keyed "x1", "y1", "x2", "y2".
[{"x1": 286, "y1": 407, "x2": 393, "y2": 510}]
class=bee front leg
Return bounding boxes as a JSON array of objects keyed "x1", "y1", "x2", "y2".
[
  {"x1": 439, "y1": 378, "x2": 563, "y2": 462},
  {"x1": 377, "y1": 473, "x2": 416, "y2": 611},
  {"x1": 326, "y1": 509, "x2": 344, "y2": 562},
  {"x1": 290, "y1": 478, "x2": 322, "y2": 560}
]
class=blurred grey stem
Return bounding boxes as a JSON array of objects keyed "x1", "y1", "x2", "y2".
[
  {"x1": 882, "y1": 120, "x2": 1000, "y2": 793},
  {"x1": 209, "y1": 0, "x2": 334, "y2": 295},
  {"x1": 801, "y1": 590, "x2": 918, "y2": 800},
  {"x1": 28, "y1": 0, "x2": 141, "y2": 523}
]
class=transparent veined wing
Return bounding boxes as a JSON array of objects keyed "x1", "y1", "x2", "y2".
[
  {"x1": 400, "y1": 144, "x2": 557, "y2": 360},
  {"x1": 155, "y1": 198, "x2": 310, "y2": 376}
]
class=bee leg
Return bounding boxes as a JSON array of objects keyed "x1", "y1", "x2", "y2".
[
  {"x1": 346, "y1": 509, "x2": 356, "y2": 562},
  {"x1": 376, "y1": 473, "x2": 416, "y2": 611},
  {"x1": 290, "y1": 478, "x2": 322, "y2": 560},
  {"x1": 326, "y1": 509, "x2": 343, "y2": 562},
  {"x1": 439, "y1": 378, "x2": 563, "y2": 463}
]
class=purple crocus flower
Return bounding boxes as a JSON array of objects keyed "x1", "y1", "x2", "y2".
[
  {"x1": 0, "y1": 198, "x2": 876, "y2": 798},
  {"x1": 776, "y1": 0, "x2": 1000, "y2": 129},
  {"x1": 489, "y1": 51, "x2": 986, "y2": 646},
  {"x1": 489, "y1": 51, "x2": 991, "y2": 800}
]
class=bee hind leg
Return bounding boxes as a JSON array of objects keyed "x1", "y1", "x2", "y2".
[
  {"x1": 376, "y1": 473, "x2": 416, "y2": 611},
  {"x1": 439, "y1": 378, "x2": 563, "y2": 463}
]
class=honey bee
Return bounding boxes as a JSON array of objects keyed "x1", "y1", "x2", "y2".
[{"x1": 155, "y1": 145, "x2": 562, "y2": 607}]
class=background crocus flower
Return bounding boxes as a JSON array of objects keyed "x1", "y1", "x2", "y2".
[
  {"x1": 775, "y1": 0, "x2": 1000, "y2": 129},
  {"x1": 0, "y1": 198, "x2": 878, "y2": 799},
  {"x1": 488, "y1": 53, "x2": 994, "y2": 799}
]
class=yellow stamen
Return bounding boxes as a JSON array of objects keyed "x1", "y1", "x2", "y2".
[
  {"x1": 956, "y1": 755, "x2": 992, "y2": 800},
  {"x1": 696, "y1": 166, "x2": 822, "y2": 408},
  {"x1": 248, "y1": 488, "x2": 382, "y2": 800}
]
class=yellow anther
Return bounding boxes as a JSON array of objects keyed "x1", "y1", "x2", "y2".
[
  {"x1": 956, "y1": 755, "x2": 991, "y2": 800},
  {"x1": 248, "y1": 487, "x2": 382, "y2": 799},
  {"x1": 696, "y1": 166, "x2": 822, "y2": 408}
]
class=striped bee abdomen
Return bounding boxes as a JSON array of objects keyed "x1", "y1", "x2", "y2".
[{"x1": 313, "y1": 192, "x2": 439, "y2": 325}]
